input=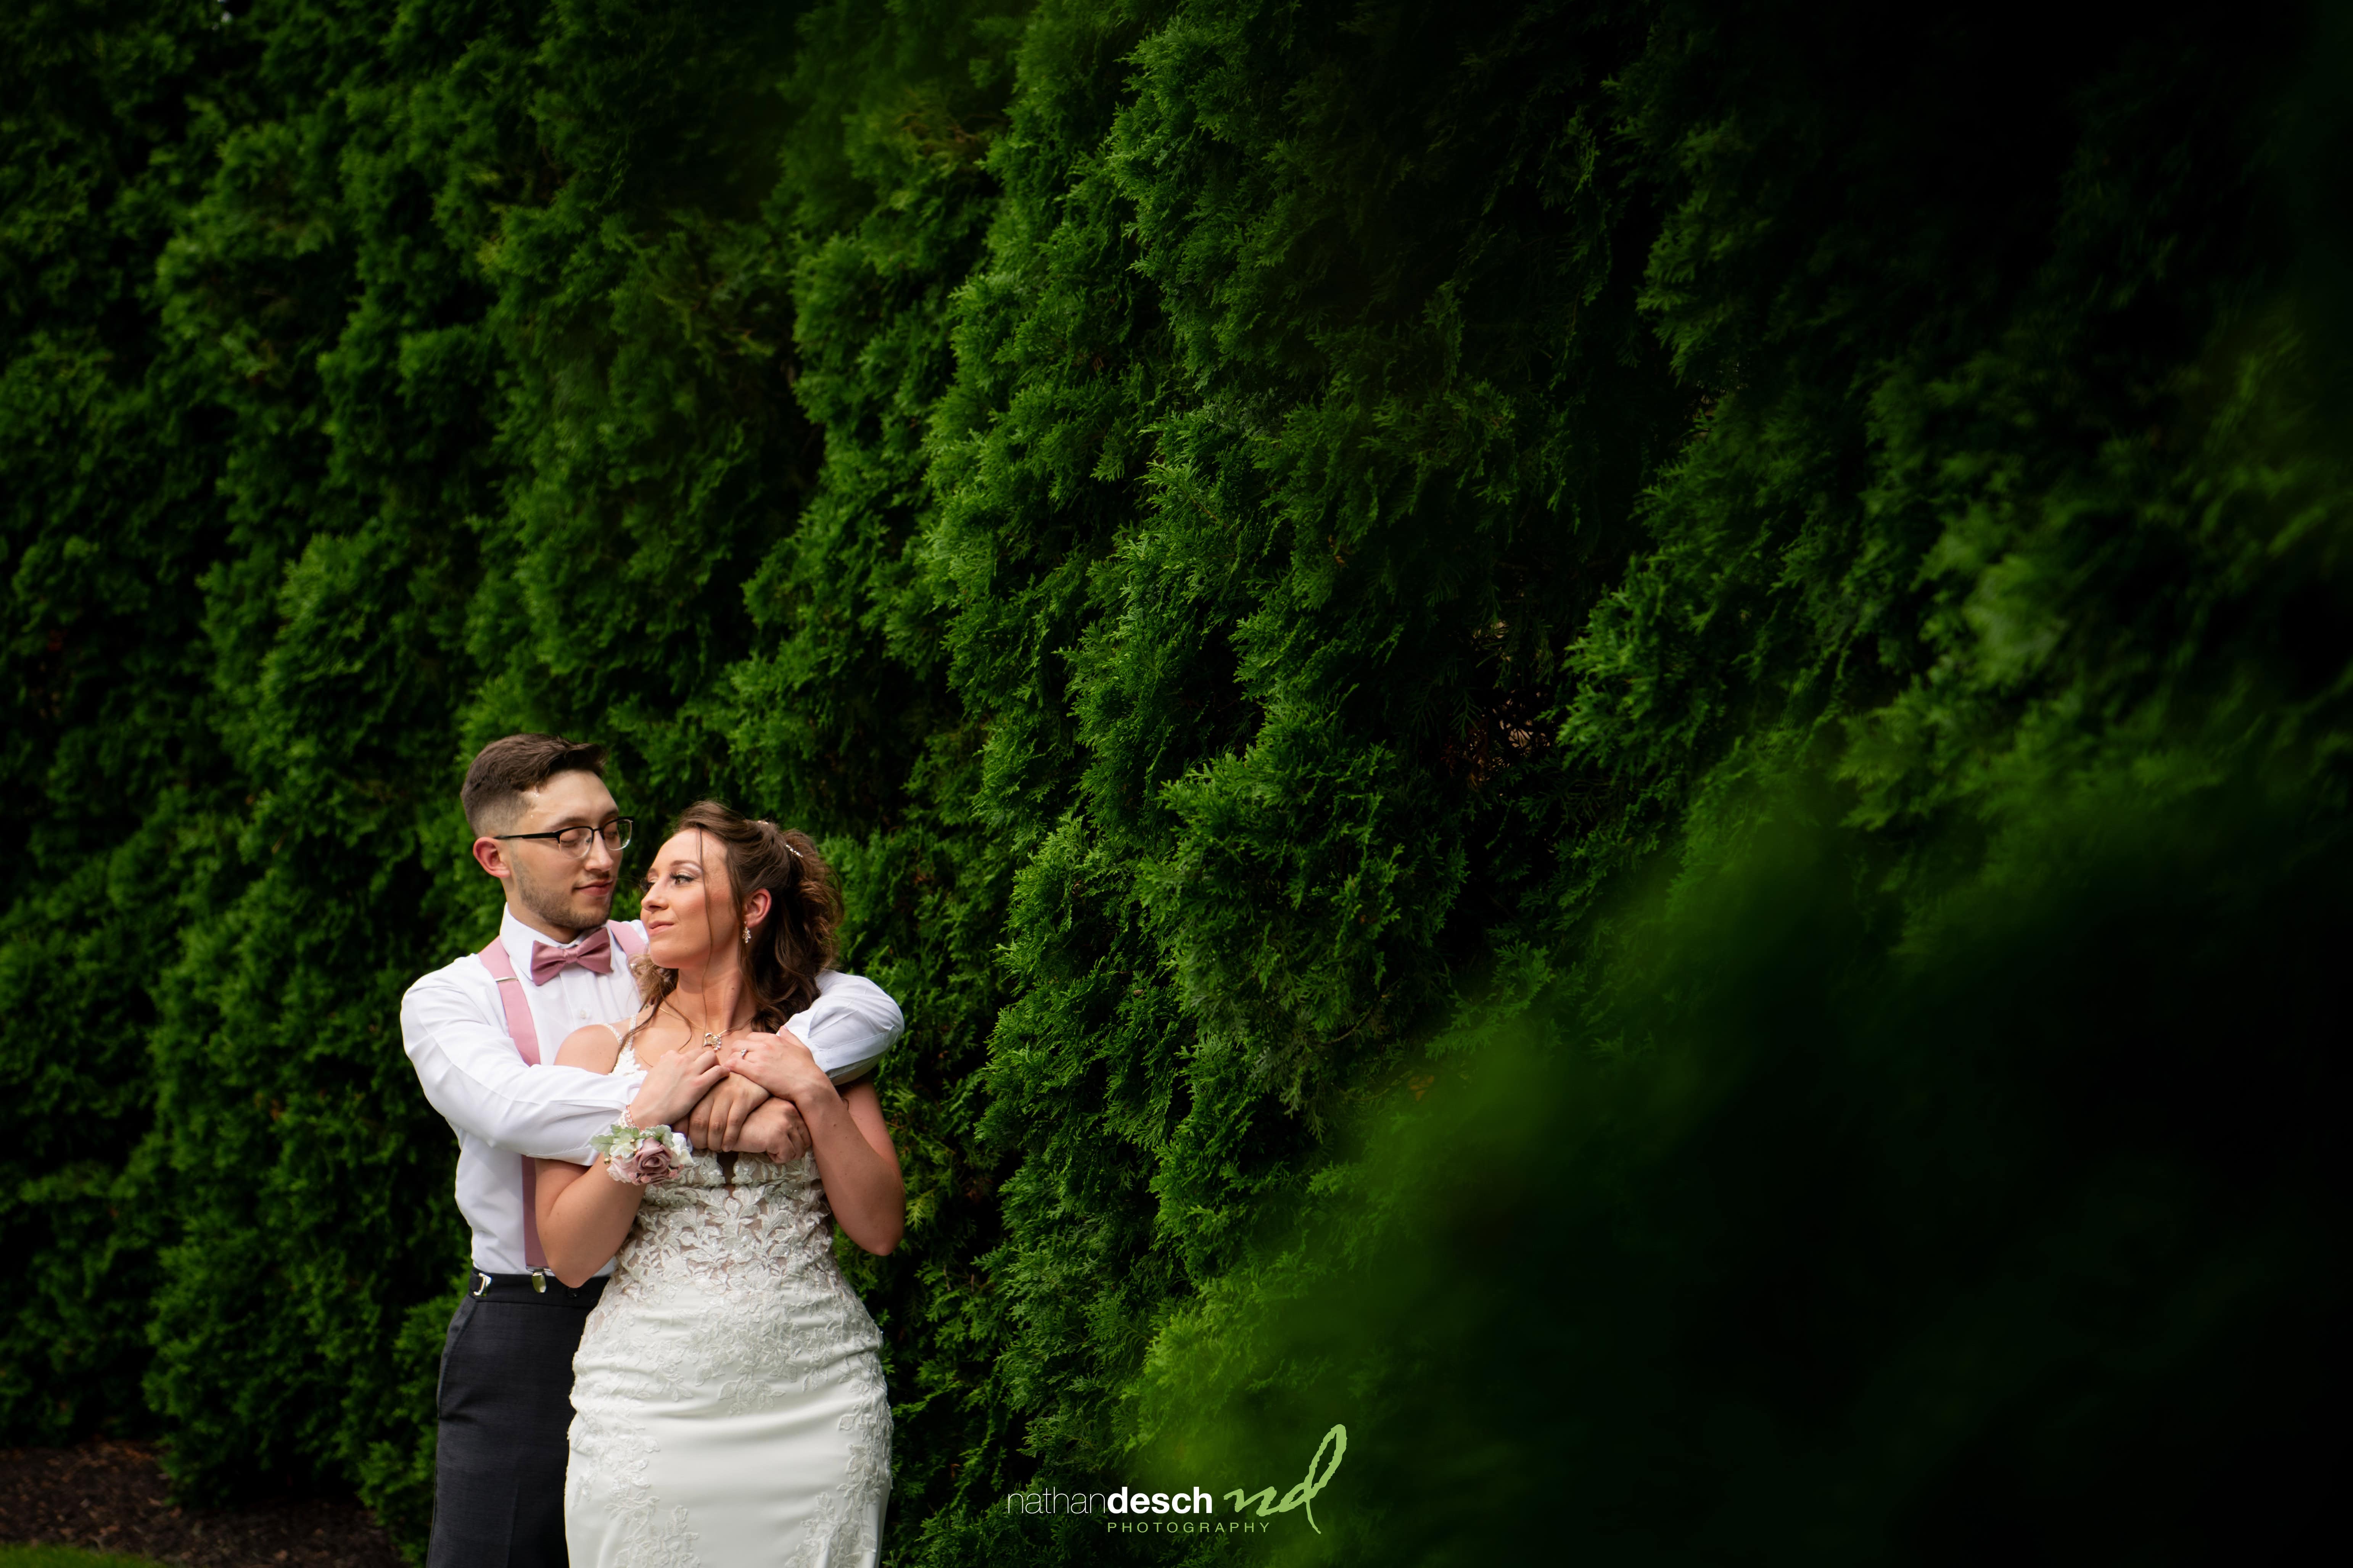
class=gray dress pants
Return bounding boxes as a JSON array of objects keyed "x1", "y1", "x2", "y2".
[{"x1": 428, "y1": 1275, "x2": 607, "y2": 1568}]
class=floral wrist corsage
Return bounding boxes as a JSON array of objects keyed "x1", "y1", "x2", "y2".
[{"x1": 591, "y1": 1121, "x2": 692, "y2": 1184}]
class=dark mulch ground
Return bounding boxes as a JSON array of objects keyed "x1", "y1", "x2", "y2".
[{"x1": 0, "y1": 1441, "x2": 404, "y2": 1567}]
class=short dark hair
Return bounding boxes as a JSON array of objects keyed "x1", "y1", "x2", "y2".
[{"x1": 461, "y1": 734, "x2": 608, "y2": 836}]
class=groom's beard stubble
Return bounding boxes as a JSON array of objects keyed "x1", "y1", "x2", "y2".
[{"x1": 513, "y1": 853, "x2": 615, "y2": 937}]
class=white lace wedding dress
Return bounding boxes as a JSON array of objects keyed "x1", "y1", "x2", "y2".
[{"x1": 565, "y1": 1043, "x2": 893, "y2": 1567}]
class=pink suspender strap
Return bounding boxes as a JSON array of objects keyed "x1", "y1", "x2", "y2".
[
  {"x1": 475, "y1": 937, "x2": 548, "y2": 1272},
  {"x1": 473, "y1": 921, "x2": 642, "y2": 1276}
]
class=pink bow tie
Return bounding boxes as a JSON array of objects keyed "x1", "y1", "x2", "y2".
[{"x1": 531, "y1": 925, "x2": 613, "y2": 984}]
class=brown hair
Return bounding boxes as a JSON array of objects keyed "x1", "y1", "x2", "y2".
[
  {"x1": 634, "y1": 800, "x2": 842, "y2": 1027},
  {"x1": 461, "y1": 734, "x2": 609, "y2": 836}
]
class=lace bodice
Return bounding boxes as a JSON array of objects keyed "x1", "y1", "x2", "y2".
[
  {"x1": 597, "y1": 1042, "x2": 857, "y2": 1304},
  {"x1": 567, "y1": 1044, "x2": 892, "y2": 1567}
]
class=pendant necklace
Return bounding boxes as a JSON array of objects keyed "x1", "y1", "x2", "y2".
[{"x1": 698, "y1": 1010, "x2": 739, "y2": 1187}]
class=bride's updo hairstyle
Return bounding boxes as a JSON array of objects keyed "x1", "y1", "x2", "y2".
[{"x1": 634, "y1": 800, "x2": 842, "y2": 1027}]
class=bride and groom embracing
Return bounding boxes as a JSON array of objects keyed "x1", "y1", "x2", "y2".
[{"x1": 401, "y1": 734, "x2": 905, "y2": 1567}]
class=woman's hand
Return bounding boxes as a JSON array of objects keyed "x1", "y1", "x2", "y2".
[
  {"x1": 623, "y1": 1043, "x2": 729, "y2": 1130},
  {"x1": 723, "y1": 1033, "x2": 903, "y2": 1254},
  {"x1": 723, "y1": 1031, "x2": 828, "y2": 1103}
]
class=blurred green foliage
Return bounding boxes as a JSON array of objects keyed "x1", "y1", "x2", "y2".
[
  {"x1": 2, "y1": 0, "x2": 2343, "y2": 1562},
  {"x1": 1115, "y1": 771, "x2": 2346, "y2": 1565}
]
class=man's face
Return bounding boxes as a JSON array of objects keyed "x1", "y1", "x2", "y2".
[{"x1": 483, "y1": 770, "x2": 624, "y2": 938}]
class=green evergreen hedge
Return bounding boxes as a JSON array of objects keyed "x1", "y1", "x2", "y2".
[{"x1": 4, "y1": 0, "x2": 2344, "y2": 1562}]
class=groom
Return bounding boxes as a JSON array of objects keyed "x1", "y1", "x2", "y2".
[{"x1": 401, "y1": 733, "x2": 904, "y2": 1568}]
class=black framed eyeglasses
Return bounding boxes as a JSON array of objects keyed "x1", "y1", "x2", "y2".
[{"x1": 492, "y1": 818, "x2": 634, "y2": 856}]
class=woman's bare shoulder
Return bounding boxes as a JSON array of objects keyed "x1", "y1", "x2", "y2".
[{"x1": 553, "y1": 1020, "x2": 632, "y2": 1073}]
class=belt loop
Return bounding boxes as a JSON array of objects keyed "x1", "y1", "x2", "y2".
[{"x1": 471, "y1": 1270, "x2": 490, "y2": 1298}]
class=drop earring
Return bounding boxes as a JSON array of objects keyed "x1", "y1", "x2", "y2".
[{"x1": 742, "y1": 926, "x2": 752, "y2": 946}]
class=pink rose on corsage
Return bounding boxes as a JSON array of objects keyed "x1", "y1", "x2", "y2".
[
  {"x1": 590, "y1": 1122, "x2": 693, "y2": 1185},
  {"x1": 613, "y1": 1140, "x2": 681, "y2": 1183}
]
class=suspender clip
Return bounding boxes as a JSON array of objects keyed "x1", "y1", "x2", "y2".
[
  {"x1": 471, "y1": 1271, "x2": 490, "y2": 1297},
  {"x1": 531, "y1": 1268, "x2": 549, "y2": 1294}
]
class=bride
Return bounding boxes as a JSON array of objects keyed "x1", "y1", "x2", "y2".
[{"x1": 533, "y1": 800, "x2": 902, "y2": 1566}]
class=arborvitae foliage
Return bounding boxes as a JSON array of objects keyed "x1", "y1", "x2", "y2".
[
  {"x1": 1121, "y1": 777, "x2": 2348, "y2": 1567},
  {"x1": 2, "y1": 0, "x2": 2343, "y2": 1562},
  {"x1": 0, "y1": 0, "x2": 233, "y2": 1448}
]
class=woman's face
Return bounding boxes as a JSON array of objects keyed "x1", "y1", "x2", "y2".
[{"x1": 639, "y1": 831, "x2": 735, "y2": 969}]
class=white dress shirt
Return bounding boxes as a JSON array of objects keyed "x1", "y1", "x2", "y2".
[{"x1": 401, "y1": 905, "x2": 906, "y2": 1274}]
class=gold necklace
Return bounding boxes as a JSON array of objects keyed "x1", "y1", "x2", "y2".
[
  {"x1": 682, "y1": 1009, "x2": 734, "y2": 1053},
  {"x1": 673, "y1": 990, "x2": 742, "y2": 1054}
]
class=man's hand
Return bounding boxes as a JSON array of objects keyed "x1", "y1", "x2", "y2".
[
  {"x1": 683, "y1": 1073, "x2": 769, "y2": 1153},
  {"x1": 737, "y1": 1096, "x2": 811, "y2": 1163}
]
